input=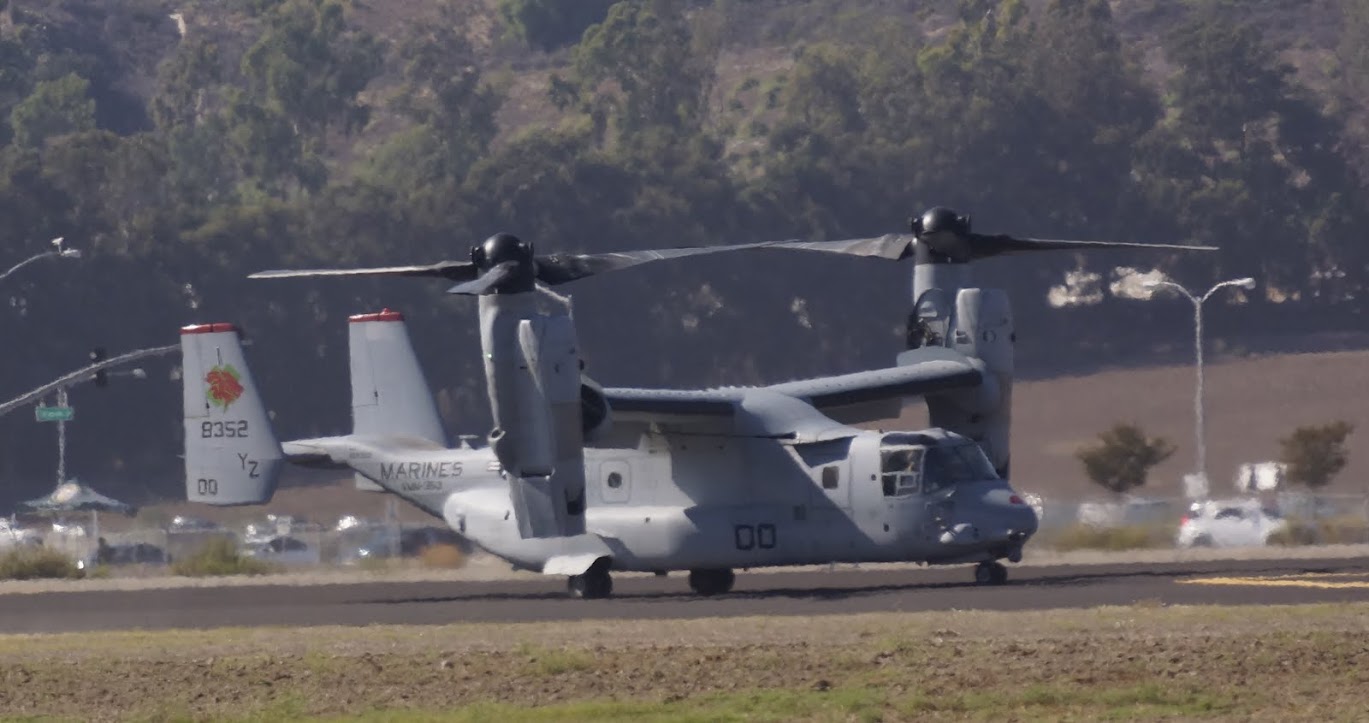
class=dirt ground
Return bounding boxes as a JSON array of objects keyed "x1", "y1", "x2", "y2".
[{"x1": 2, "y1": 604, "x2": 1368, "y2": 721}]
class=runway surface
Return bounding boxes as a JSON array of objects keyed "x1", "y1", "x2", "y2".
[{"x1": 2, "y1": 557, "x2": 1367, "y2": 634}]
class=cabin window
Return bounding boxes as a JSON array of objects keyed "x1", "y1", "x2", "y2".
[
  {"x1": 821, "y1": 466, "x2": 839, "y2": 490},
  {"x1": 606, "y1": 472, "x2": 623, "y2": 489},
  {"x1": 880, "y1": 447, "x2": 923, "y2": 497}
]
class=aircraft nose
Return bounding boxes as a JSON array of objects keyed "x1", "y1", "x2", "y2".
[{"x1": 981, "y1": 487, "x2": 1039, "y2": 540}]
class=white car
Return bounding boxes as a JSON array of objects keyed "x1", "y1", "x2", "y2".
[{"x1": 1176, "y1": 499, "x2": 1288, "y2": 548}]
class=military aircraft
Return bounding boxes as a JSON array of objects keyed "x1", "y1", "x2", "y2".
[{"x1": 182, "y1": 222, "x2": 1209, "y2": 598}]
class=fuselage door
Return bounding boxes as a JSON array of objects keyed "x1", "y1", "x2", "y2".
[{"x1": 599, "y1": 460, "x2": 631, "y2": 504}]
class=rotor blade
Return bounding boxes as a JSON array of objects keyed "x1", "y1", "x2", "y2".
[
  {"x1": 762, "y1": 234, "x2": 918, "y2": 261},
  {"x1": 249, "y1": 260, "x2": 478, "y2": 281},
  {"x1": 535, "y1": 243, "x2": 777, "y2": 285},
  {"x1": 969, "y1": 233, "x2": 1217, "y2": 258},
  {"x1": 445, "y1": 260, "x2": 520, "y2": 295}
]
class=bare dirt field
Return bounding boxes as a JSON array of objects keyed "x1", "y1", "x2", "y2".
[{"x1": 2, "y1": 603, "x2": 1369, "y2": 721}]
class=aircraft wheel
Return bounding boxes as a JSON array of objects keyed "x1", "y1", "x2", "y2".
[
  {"x1": 688, "y1": 568, "x2": 735, "y2": 596},
  {"x1": 974, "y1": 561, "x2": 1007, "y2": 586},
  {"x1": 567, "y1": 567, "x2": 613, "y2": 599}
]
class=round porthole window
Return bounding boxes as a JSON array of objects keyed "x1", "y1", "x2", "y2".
[{"x1": 607, "y1": 472, "x2": 623, "y2": 489}]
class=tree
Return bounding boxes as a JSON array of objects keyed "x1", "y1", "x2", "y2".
[
  {"x1": 1279, "y1": 421, "x2": 1354, "y2": 490},
  {"x1": 498, "y1": 0, "x2": 616, "y2": 52},
  {"x1": 368, "y1": 0, "x2": 502, "y2": 191},
  {"x1": 1075, "y1": 424, "x2": 1176, "y2": 497},
  {"x1": 9, "y1": 72, "x2": 95, "y2": 148},
  {"x1": 565, "y1": 0, "x2": 718, "y2": 145},
  {"x1": 232, "y1": 0, "x2": 383, "y2": 194}
]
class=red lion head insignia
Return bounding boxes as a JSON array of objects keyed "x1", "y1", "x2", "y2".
[{"x1": 205, "y1": 364, "x2": 245, "y2": 411}]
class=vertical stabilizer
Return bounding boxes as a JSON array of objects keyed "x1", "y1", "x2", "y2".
[
  {"x1": 348, "y1": 310, "x2": 447, "y2": 491},
  {"x1": 181, "y1": 323, "x2": 284, "y2": 505}
]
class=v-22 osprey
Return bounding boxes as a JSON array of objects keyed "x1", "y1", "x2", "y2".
[{"x1": 183, "y1": 217, "x2": 1208, "y2": 597}]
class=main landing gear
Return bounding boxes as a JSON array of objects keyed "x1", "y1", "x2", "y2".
[
  {"x1": 567, "y1": 561, "x2": 613, "y2": 599},
  {"x1": 974, "y1": 560, "x2": 1008, "y2": 586},
  {"x1": 688, "y1": 568, "x2": 735, "y2": 596}
]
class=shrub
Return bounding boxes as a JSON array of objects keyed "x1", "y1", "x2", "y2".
[
  {"x1": 1042, "y1": 523, "x2": 1170, "y2": 552},
  {"x1": 1279, "y1": 421, "x2": 1354, "y2": 489},
  {"x1": 1268, "y1": 516, "x2": 1369, "y2": 546},
  {"x1": 1267, "y1": 523, "x2": 1319, "y2": 546},
  {"x1": 1075, "y1": 424, "x2": 1175, "y2": 496},
  {"x1": 171, "y1": 538, "x2": 275, "y2": 577},
  {"x1": 418, "y1": 543, "x2": 467, "y2": 570},
  {"x1": 0, "y1": 546, "x2": 82, "y2": 580}
]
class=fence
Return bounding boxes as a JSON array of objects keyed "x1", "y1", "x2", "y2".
[
  {"x1": 1031, "y1": 491, "x2": 1369, "y2": 532},
  {"x1": 8, "y1": 517, "x2": 470, "y2": 569}
]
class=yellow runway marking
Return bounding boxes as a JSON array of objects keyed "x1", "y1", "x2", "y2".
[{"x1": 1180, "y1": 572, "x2": 1369, "y2": 590}]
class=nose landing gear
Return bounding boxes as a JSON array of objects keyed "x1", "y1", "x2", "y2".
[{"x1": 974, "y1": 560, "x2": 1008, "y2": 585}]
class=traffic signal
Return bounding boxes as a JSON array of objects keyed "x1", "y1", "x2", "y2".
[{"x1": 90, "y1": 347, "x2": 107, "y2": 388}]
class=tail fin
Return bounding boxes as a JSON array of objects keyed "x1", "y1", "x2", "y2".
[
  {"x1": 181, "y1": 323, "x2": 284, "y2": 505},
  {"x1": 348, "y1": 310, "x2": 447, "y2": 491}
]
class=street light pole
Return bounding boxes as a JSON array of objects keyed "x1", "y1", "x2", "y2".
[
  {"x1": 0, "y1": 238, "x2": 81, "y2": 286},
  {"x1": 1145, "y1": 277, "x2": 1256, "y2": 493},
  {"x1": 55, "y1": 386, "x2": 68, "y2": 486}
]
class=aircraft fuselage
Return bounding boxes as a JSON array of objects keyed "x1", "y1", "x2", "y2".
[{"x1": 336, "y1": 426, "x2": 1038, "y2": 574}]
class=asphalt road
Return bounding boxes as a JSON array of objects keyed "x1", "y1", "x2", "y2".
[{"x1": 3, "y1": 557, "x2": 1367, "y2": 634}]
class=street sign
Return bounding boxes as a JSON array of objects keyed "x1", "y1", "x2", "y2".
[{"x1": 35, "y1": 406, "x2": 73, "y2": 422}]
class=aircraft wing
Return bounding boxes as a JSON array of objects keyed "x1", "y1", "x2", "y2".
[
  {"x1": 767, "y1": 347, "x2": 982, "y2": 414},
  {"x1": 603, "y1": 347, "x2": 982, "y2": 428}
]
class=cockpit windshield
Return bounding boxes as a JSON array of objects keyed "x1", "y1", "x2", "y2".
[
  {"x1": 879, "y1": 437, "x2": 996, "y2": 497},
  {"x1": 923, "y1": 443, "x2": 998, "y2": 492}
]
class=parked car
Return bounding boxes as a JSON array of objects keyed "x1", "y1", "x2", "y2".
[
  {"x1": 1176, "y1": 498, "x2": 1288, "y2": 548},
  {"x1": 168, "y1": 515, "x2": 220, "y2": 533},
  {"x1": 75, "y1": 540, "x2": 169, "y2": 570},
  {"x1": 0, "y1": 519, "x2": 42, "y2": 548},
  {"x1": 337, "y1": 525, "x2": 470, "y2": 565},
  {"x1": 245, "y1": 535, "x2": 320, "y2": 566}
]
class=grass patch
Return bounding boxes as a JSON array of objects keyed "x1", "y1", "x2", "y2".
[
  {"x1": 3, "y1": 605, "x2": 1367, "y2": 721},
  {"x1": 1039, "y1": 523, "x2": 1173, "y2": 551},
  {"x1": 170, "y1": 538, "x2": 276, "y2": 577},
  {"x1": 0, "y1": 546, "x2": 82, "y2": 580},
  {"x1": 515, "y1": 642, "x2": 595, "y2": 676},
  {"x1": 210, "y1": 682, "x2": 1237, "y2": 721}
]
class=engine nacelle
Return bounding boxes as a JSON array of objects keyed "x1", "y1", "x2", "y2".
[
  {"x1": 580, "y1": 376, "x2": 613, "y2": 442},
  {"x1": 924, "y1": 288, "x2": 1013, "y2": 478}
]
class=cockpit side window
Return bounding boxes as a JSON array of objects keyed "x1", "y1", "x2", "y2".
[{"x1": 880, "y1": 447, "x2": 923, "y2": 497}]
